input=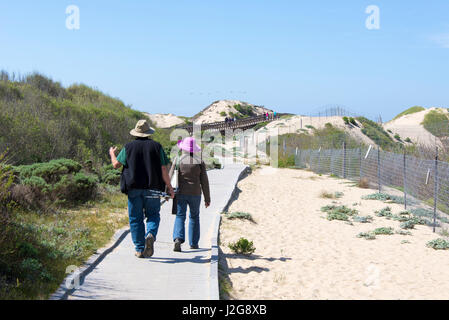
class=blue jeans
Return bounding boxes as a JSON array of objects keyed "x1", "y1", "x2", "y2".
[
  {"x1": 173, "y1": 194, "x2": 201, "y2": 247},
  {"x1": 127, "y1": 189, "x2": 161, "y2": 252}
]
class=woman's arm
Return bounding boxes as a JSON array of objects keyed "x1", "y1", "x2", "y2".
[{"x1": 200, "y1": 162, "x2": 211, "y2": 207}]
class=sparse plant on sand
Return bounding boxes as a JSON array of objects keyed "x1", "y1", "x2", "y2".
[
  {"x1": 362, "y1": 193, "x2": 406, "y2": 205},
  {"x1": 400, "y1": 221, "x2": 415, "y2": 230},
  {"x1": 321, "y1": 205, "x2": 358, "y2": 221},
  {"x1": 401, "y1": 240, "x2": 411, "y2": 244},
  {"x1": 352, "y1": 215, "x2": 373, "y2": 223},
  {"x1": 225, "y1": 211, "x2": 255, "y2": 222},
  {"x1": 319, "y1": 191, "x2": 344, "y2": 199},
  {"x1": 373, "y1": 227, "x2": 394, "y2": 235},
  {"x1": 375, "y1": 207, "x2": 393, "y2": 218},
  {"x1": 396, "y1": 230, "x2": 412, "y2": 236},
  {"x1": 426, "y1": 238, "x2": 449, "y2": 250},
  {"x1": 228, "y1": 238, "x2": 256, "y2": 255},
  {"x1": 357, "y1": 177, "x2": 370, "y2": 189},
  {"x1": 357, "y1": 232, "x2": 376, "y2": 240}
]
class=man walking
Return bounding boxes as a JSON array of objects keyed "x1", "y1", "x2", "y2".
[{"x1": 109, "y1": 119, "x2": 174, "y2": 258}]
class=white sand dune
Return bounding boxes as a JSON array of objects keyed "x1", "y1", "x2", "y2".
[
  {"x1": 193, "y1": 100, "x2": 272, "y2": 125},
  {"x1": 219, "y1": 167, "x2": 449, "y2": 300},
  {"x1": 143, "y1": 113, "x2": 186, "y2": 128},
  {"x1": 384, "y1": 108, "x2": 447, "y2": 147}
]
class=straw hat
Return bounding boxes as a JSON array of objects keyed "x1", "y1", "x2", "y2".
[
  {"x1": 177, "y1": 137, "x2": 201, "y2": 153},
  {"x1": 130, "y1": 119, "x2": 155, "y2": 137}
]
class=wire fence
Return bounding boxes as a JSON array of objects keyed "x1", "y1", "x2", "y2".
[{"x1": 286, "y1": 144, "x2": 449, "y2": 232}]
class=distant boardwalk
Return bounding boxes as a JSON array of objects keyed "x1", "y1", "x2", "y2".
[{"x1": 176, "y1": 115, "x2": 276, "y2": 134}]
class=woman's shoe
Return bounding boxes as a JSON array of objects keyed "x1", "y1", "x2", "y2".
[
  {"x1": 174, "y1": 238, "x2": 182, "y2": 252},
  {"x1": 190, "y1": 245, "x2": 199, "y2": 249}
]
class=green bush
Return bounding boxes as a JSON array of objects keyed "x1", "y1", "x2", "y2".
[
  {"x1": 426, "y1": 238, "x2": 449, "y2": 250},
  {"x1": 356, "y1": 117, "x2": 397, "y2": 150},
  {"x1": 373, "y1": 227, "x2": 394, "y2": 235},
  {"x1": 357, "y1": 232, "x2": 376, "y2": 240},
  {"x1": 12, "y1": 158, "x2": 99, "y2": 206},
  {"x1": 349, "y1": 117, "x2": 357, "y2": 126},
  {"x1": 422, "y1": 110, "x2": 449, "y2": 138},
  {"x1": 228, "y1": 238, "x2": 256, "y2": 255},
  {"x1": 220, "y1": 111, "x2": 227, "y2": 117},
  {"x1": 343, "y1": 116, "x2": 349, "y2": 125},
  {"x1": 226, "y1": 212, "x2": 254, "y2": 222}
]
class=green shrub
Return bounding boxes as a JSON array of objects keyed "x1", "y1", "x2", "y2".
[
  {"x1": 352, "y1": 215, "x2": 373, "y2": 223},
  {"x1": 356, "y1": 117, "x2": 397, "y2": 150},
  {"x1": 357, "y1": 232, "x2": 376, "y2": 240},
  {"x1": 349, "y1": 117, "x2": 357, "y2": 126},
  {"x1": 362, "y1": 193, "x2": 405, "y2": 204},
  {"x1": 396, "y1": 230, "x2": 412, "y2": 236},
  {"x1": 226, "y1": 211, "x2": 254, "y2": 222},
  {"x1": 375, "y1": 206, "x2": 393, "y2": 218},
  {"x1": 426, "y1": 238, "x2": 449, "y2": 250},
  {"x1": 220, "y1": 111, "x2": 227, "y2": 117},
  {"x1": 394, "y1": 134, "x2": 401, "y2": 141},
  {"x1": 373, "y1": 227, "x2": 394, "y2": 235},
  {"x1": 321, "y1": 205, "x2": 357, "y2": 221},
  {"x1": 405, "y1": 137, "x2": 412, "y2": 143},
  {"x1": 228, "y1": 238, "x2": 256, "y2": 255},
  {"x1": 422, "y1": 110, "x2": 449, "y2": 138},
  {"x1": 343, "y1": 116, "x2": 349, "y2": 125},
  {"x1": 400, "y1": 221, "x2": 415, "y2": 229}
]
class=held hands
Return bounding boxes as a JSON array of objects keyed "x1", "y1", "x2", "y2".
[{"x1": 167, "y1": 185, "x2": 175, "y2": 199}]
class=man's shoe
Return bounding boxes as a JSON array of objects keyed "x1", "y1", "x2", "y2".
[
  {"x1": 143, "y1": 234, "x2": 155, "y2": 257},
  {"x1": 190, "y1": 245, "x2": 199, "y2": 249},
  {"x1": 174, "y1": 238, "x2": 182, "y2": 252},
  {"x1": 135, "y1": 251, "x2": 144, "y2": 258}
]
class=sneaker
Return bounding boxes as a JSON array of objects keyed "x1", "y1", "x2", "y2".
[
  {"x1": 174, "y1": 238, "x2": 182, "y2": 252},
  {"x1": 135, "y1": 251, "x2": 144, "y2": 258},
  {"x1": 190, "y1": 245, "x2": 199, "y2": 249},
  {"x1": 143, "y1": 234, "x2": 155, "y2": 257}
]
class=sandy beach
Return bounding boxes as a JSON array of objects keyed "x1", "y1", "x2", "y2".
[{"x1": 219, "y1": 166, "x2": 449, "y2": 300}]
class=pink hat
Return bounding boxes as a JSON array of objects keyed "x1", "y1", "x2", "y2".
[{"x1": 177, "y1": 137, "x2": 201, "y2": 153}]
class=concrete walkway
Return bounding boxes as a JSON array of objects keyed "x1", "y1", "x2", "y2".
[{"x1": 64, "y1": 163, "x2": 247, "y2": 300}]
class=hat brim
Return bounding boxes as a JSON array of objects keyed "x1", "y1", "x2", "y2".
[{"x1": 130, "y1": 127, "x2": 155, "y2": 137}]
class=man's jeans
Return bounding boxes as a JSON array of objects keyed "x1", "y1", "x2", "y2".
[
  {"x1": 127, "y1": 189, "x2": 161, "y2": 252},
  {"x1": 173, "y1": 194, "x2": 201, "y2": 247}
]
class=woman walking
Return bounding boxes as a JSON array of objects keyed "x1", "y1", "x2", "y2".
[{"x1": 172, "y1": 137, "x2": 211, "y2": 252}]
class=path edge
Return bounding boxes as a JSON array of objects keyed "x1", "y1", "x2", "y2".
[
  {"x1": 49, "y1": 227, "x2": 130, "y2": 300},
  {"x1": 209, "y1": 165, "x2": 250, "y2": 300}
]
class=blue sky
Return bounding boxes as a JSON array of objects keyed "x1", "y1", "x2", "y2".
[{"x1": 1, "y1": 1, "x2": 448, "y2": 121}]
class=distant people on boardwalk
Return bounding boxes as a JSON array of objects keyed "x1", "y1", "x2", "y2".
[
  {"x1": 109, "y1": 119, "x2": 174, "y2": 259},
  {"x1": 171, "y1": 137, "x2": 211, "y2": 252}
]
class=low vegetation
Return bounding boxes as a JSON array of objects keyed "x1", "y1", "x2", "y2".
[
  {"x1": 426, "y1": 238, "x2": 449, "y2": 250},
  {"x1": 356, "y1": 116, "x2": 398, "y2": 150},
  {"x1": 321, "y1": 205, "x2": 358, "y2": 221},
  {"x1": 228, "y1": 238, "x2": 256, "y2": 255},
  {"x1": 225, "y1": 211, "x2": 255, "y2": 223},
  {"x1": 421, "y1": 109, "x2": 449, "y2": 138},
  {"x1": 362, "y1": 193, "x2": 406, "y2": 205},
  {"x1": 392, "y1": 106, "x2": 425, "y2": 120}
]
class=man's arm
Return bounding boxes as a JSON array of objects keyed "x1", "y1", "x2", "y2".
[
  {"x1": 161, "y1": 165, "x2": 175, "y2": 199},
  {"x1": 109, "y1": 147, "x2": 122, "y2": 169}
]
